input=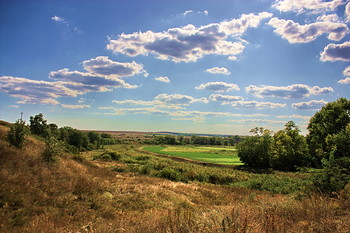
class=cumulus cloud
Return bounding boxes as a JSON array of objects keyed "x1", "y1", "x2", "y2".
[
  {"x1": 206, "y1": 67, "x2": 231, "y2": 75},
  {"x1": 292, "y1": 99, "x2": 328, "y2": 110},
  {"x1": 231, "y1": 101, "x2": 286, "y2": 109},
  {"x1": 268, "y1": 17, "x2": 348, "y2": 44},
  {"x1": 346, "y1": 2, "x2": 350, "y2": 22},
  {"x1": 82, "y1": 56, "x2": 148, "y2": 77},
  {"x1": 155, "y1": 76, "x2": 170, "y2": 83},
  {"x1": 246, "y1": 84, "x2": 333, "y2": 99},
  {"x1": 0, "y1": 57, "x2": 143, "y2": 105},
  {"x1": 0, "y1": 76, "x2": 80, "y2": 105},
  {"x1": 343, "y1": 66, "x2": 350, "y2": 76},
  {"x1": 272, "y1": 0, "x2": 343, "y2": 14},
  {"x1": 107, "y1": 12, "x2": 272, "y2": 62},
  {"x1": 338, "y1": 77, "x2": 350, "y2": 84},
  {"x1": 209, "y1": 94, "x2": 244, "y2": 104},
  {"x1": 316, "y1": 14, "x2": 340, "y2": 22},
  {"x1": 338, "y1": 66, "x2": 350, "y2": 84},
  {"x1": 229, "y1": 119, "x2": 286, "y2": 124},
  {"x1": 320, "y1": 41, "x2": 350, "y2": 62},
  {"x1": 196, "y1": 82, "x2": 240, "y2": 92},
  {"x1": 155, "y1": 94, "x2": 208, "y2": 105},
  {"x1": 61, "y1": 104, "x2": 91, "y2": 109}
]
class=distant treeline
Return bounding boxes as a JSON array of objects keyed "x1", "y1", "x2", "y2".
[
  {"x1": 9, "y1": 113, "x2": 120, "y2": 153},
  {"x1": 147, "y1": 134, "x2": 244, "y2": 146}
]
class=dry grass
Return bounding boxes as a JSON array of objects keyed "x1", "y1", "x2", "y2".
[{"x1": 0, "y1": 125, "x2": 349, "y2": 232}]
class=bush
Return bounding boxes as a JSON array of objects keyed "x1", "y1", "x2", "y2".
[
  {"x1": 6, "y1": 119, "x2": 28, "y2": 149},
  {"x1": 158, "y1": 167, "x2": 181, "y2": 181},
  {"x1": 42, "y1": 137, "x2": 63, "y2": 163}
]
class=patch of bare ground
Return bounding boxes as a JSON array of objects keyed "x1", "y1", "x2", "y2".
[{"x1": 0, "y1": 125, "x2": 349, "y2": 232}]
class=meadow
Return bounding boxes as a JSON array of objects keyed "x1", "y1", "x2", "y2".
[
  {"x1": 142, "y1": 146, "x2": 243, "y2": 165},
  {"x1": 1, "y1": 123, "x2": 350, "y2": 232}
]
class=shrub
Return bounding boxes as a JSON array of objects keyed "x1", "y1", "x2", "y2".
[
  {"x1": 6, "y1": 119, "x2": 28, "y2": 149},
  {"x1": 42, "y1": 137, "x2": 63, "y2": 163},
  {"x1": 158, "y1": 167, "x2": 181, "y2": 181}
]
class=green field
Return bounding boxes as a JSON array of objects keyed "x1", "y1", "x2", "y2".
[{"x1": 142, "y1": 146, "x2": 243, "y2": 165}]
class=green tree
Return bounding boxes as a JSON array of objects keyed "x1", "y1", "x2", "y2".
[
  {"x1": 29, "y1": 113, "x2": 50, "y2": 138},
  {"x1": 87, "y1": 131, "x2": 102, "y2": 149},
  {"x1": 6, "y1": 119, "x2": 29, "y2": 148},
  {"x1": 237, "y1": 128, "x2": 274, "y2": 168},
  {"x1": 272, "y1": 121, "x2": 309, "y2": 171},
  {"x1": 307, "y1": 97, "x2": 350, "y2": 167}
]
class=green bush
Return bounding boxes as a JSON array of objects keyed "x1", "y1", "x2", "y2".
[
  {"x1": 42, "y1": 137, "x2": 63, "y2": 163},
  {"x1": 158, "y1": 167, "x2": 181, "y2": 181},
  {"x1": 6, "y1": 119, "x2": 28, "y2": 149}
]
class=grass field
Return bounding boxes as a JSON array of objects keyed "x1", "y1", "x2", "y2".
[{"x1": 142, "y1": 146, "x2": 243, "y2": 165}]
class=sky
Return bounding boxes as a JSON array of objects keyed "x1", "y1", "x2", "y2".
[{"x1": 1, "y1": 0, "x2": 350, "y2": 135}]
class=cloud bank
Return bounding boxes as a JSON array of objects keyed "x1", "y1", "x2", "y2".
[
  {"x1": 246, "y1": 84, "x2": 333, "y2": 99},
  {"x1": 107, "y1": 12, "x2": 272, "y2": 62}
]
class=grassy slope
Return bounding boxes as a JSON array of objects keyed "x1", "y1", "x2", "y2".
[
  {"x1": 1, "y1": 125, "x2": 350, "y2": 232},
  {"x1": 143, "y1": 146, "x2": 243, "y2": 165}
]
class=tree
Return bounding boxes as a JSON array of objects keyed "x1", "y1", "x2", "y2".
[
  {"x1": 272, "y1": 121, "x2": 309, "y2": 171},
  {"x1": 29, "y1": 113, "x2": 50, "y2": 138},
  {"x1": 237, "y1": 128, "x2": 274, "y2": 168},
  {"x1": 6, "y1": 119, "x2": 29, "y2": 148},
  {"x1": 307, "y1": 97, "x2": 350, "y2": 167}
]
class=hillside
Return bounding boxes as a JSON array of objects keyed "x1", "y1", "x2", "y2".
[{"x1": 0, "y1": 125, "x2": 349, "y2": 232}]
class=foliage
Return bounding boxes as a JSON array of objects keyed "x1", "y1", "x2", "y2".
[
  {"x1": 29, "y1": 113, "x2": 51, "y2": 138},
  {"x1": 272, "y1": 121, "x2": 309, "y2": 171},
  {"x1": 312, "y1": 152, "x2": 350, "y2": 195},
  {"x1": 87, "y1": 131, "x2": 102, "y2": 149},
  {"x1": 6, "y1": 119, "x2": 29, "y2": 148},
  {"x1": 307, "y1": 97, "x2": 350, "y2": 167},
  {"x1": 42, "y1": 137, "x2": 64, "y2": 163},
  {"x1": 93, "y1": 151, "x2": 122, "y2": 161},
  {"x1": 237, "y1": 128, "x2": 274, "y2": 168}
]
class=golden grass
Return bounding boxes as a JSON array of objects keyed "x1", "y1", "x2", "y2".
[{"x1": 0, "y1": 125, "x2": 349, "y2": 232}]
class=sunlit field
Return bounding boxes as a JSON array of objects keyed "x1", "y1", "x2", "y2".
[{"x1": 143, "y1": 146, "x2": 243, "y2": 165}]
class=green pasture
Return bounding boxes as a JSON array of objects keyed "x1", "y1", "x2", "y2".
[{"x1": 142, "y1": 146, "x2": 243, "y2": 165}]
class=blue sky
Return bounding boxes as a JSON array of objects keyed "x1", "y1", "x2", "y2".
[{"x1": 1, "y1": 0, "x2": 349, "y2": 135}]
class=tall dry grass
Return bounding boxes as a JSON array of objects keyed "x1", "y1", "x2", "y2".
[{"x1": 0, "y1": 125, "x2": 349, "y2": 232}]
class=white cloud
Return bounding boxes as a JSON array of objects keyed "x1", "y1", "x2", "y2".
[
  {"x1": 320, "y1": 41, "x2": 350, "y2": 62},
  {"x1": 61, "y1": 104, "x2": 91, "y2": 109},
  {"x1": 51, "y1": 16, "x2": 64, "y2": 22},
  {"x1": 209, "y1": 94, "x2": 244, "y2": 104},
  {"x1": 268, "y1": 17, "x2": 348, "y2": 44},
  {"x1": 155, "y1": 94, "x2": 208, "y2": 105},
  {"x1": 183, "y1": 10, "x2": 193, "y2": 16},
  {"x1": 206, "y1": 67, "x2": 231, "y2": 75},
  {"x1": 346, "y1": 2, "x2": 350, "y2": 22},
  {"x1": 276, "y1": 114, "x2": 310, "y2": 120},
  {"x1": 343, "y1": 66, "x2": 350, "y2": 76},
  {"x1": 196, "y1": 82, "x2": 240, "y2": 92},
  {"x1": 316, "y1": 14, "x2": 340, "y2": 22},
  {"x1": 0, "y1": 76, "x2": 80, "y2": 105},
  {"x1": 272, "y1": 0, "x2": 343, "y2": 14},
  {"x1": 82, "y1": 56, "x2": 148, "y2": 77},
  {"x1": 246, "y1": 84, "x2": 333, "y2": 99},
  {"x1": 107, "y1": 12, "x2": 272, "y2": 62},
  {"x1": 229, "y1": 119, "x2": 286, "y2": 124},
  {"x1": 338, "y1": 77, "x2": 350, "y2": 84},
  {"x1": 292, "y1": 99, "x2": 328, "y2": 110},
  {"x1": 155, "y1": 76, "x2": 170, "y2": 83},
  {"x1": 231, "y1": 101, "x2": 286, "y2": 109},
  {"x1": 0, "y1": 57, "x2": 144, "y2": 105}
]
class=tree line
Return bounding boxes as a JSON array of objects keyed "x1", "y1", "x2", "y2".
[
  {"x1": 6, "y1": 113, "x2": 117, "y2": 154},
  {"x1": 237, "y1": 98, "x2": 350, "y2": 194},
  {"x1": 149, "y1": 134, "x2": 243, "y2": 146}
]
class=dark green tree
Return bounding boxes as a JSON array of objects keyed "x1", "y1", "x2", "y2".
[
  {"x1": 29, "y1": 113, "x2": 50, "y2": 138},
  {"x1": 272, "y1": 121, "x2": 309, "y2": 171},
  {"x1": 307, "y1": 97, "x2": 350, "y2": 167},
  {"x1": 237, "y1": 128, "x2": 274, "y2": 168},
  {"x1": 6, "y1": 119, "x2": 29, "y2": 148}
]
